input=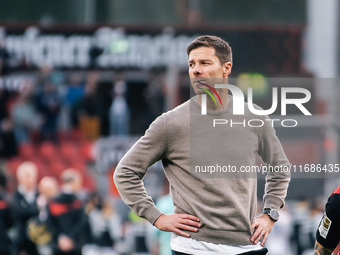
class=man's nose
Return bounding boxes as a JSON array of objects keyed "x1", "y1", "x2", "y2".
[{"x1": 192, "y1": 65, "x2": 203, "y2": 76}]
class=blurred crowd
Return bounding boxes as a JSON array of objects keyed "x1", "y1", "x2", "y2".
[
  {"x1": 0, "y1": 62, "x2": 174, "y2": 254},
  {"x1": 0, "y1": 161, "x2": 166, "y2": 255},
  {"x1": 0, "y1": 65, "x2": 168, "y2": 159},
  {"x1": 0, "y1": 62, "x2": 171, "y2": 255},
  {"x1": 265, "y1": 197, "x2": 325, "y2": 255},
  {"x1": 0, "y1": 159, "x2": 331, "y2": 255}
]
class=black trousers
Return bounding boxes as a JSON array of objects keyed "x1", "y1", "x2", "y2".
[{"x1": 172, "y1": 248, "x2": 268, "y2": 255}]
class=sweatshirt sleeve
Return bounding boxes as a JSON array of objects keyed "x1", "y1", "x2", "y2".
[
  {"x1": 258, "y1": 115, "x2": 291, "y2": 210},
  {"x1": 113, "y1": 115, "x2": 167, "y2": 225}
]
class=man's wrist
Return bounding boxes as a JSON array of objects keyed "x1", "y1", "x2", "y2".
[
  {"x1": 262, "y1": 213, "x2": 275, "y2": 223},
  {"x1": 153, "y1": 213, "x2": 164, "y2": 227},
  {"x1": 263, "y1": 208, "x2": 280, "y2": 222}
]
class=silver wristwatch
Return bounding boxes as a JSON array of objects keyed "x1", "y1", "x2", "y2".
[{"x1": 263, "y1": 208, "x2": 280, "y2": 222}]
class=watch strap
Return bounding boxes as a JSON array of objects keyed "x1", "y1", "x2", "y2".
[{"x1": 263, "y1": 208, "x2": 271, "y2": 214}]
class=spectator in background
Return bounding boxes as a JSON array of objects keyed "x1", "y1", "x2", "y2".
[
  {"x1": 122, "y1": 211, "x2": 149, "y2": 255},
  {"x1": 11, "y1": 161, "x2": 40, "y2": 255},
  {"x1": 28, "y1": 176, "x2": 59, "y2": 255},
  {"x1": 290, "y1": 197, "x2": 313, "y2": 255},
  {"x1": 11, "y1": 79, "x2": 40, "y2": 143},
  {"x1": 73, "y1": 72, "x2": 103, "y2": 140},
  {"x1": 47, "y1": 169, "x2": 87, "y2": 255},
  {"x1": 34, "y1": 65, "x2": 54, "y2": 108},
  {"x1": 36, "y1": 81, "x2": 61, "y2": 143},
  {"x1": 65, "y1": 73, "x2": 85, "y2": 107},
  {"x1": 36, "y1": 65, "x2": 53, "y2": 93},
  {"x1": 85, "y1": 193, "x2": 121, "y2": 255},
  {"x1": 0, "y1": 170, "x2": 13, "y2": 255},
  {"x1": 64, "y1": 73, "x2": 85, "y2": 129},
  {"x1": 0, "y1": 88, "x2": 18, "y2": 158},
  {"x1": 0, "y1": 87, "x2": 10, "y2": 122},
  {"x1": 309, "y1": 198, "x2": 325, "y2": 247},
  {"x1": 0, "y1": 117, "x2": 18, "y2": 158},
  {"x1": 0, "y1": 40, "x2": 10, "y2": 76},
  {"x1": 38, "y1": 176, "x2": 59, "y2": 205},
  {"x1": 144, "y1": 72, "x2": 165, "y2": 124},
  {"x1": 109, "y1": 79, "x2": 130, "y2": 136}
]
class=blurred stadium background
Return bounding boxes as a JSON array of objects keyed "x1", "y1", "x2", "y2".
[{"x1": 0, "y1": 0, "x2": 339, "y2": 254}]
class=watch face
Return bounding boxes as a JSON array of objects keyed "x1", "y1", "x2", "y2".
[{"x1": 270, "y1": 209, "x2": 280, "y2": 221}]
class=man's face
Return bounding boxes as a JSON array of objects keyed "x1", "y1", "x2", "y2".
[
  {"x1": 19, "y1": 169, "x2": 37, "y2": 191},
  {"x1": 71, "y1": 177, "x2": 82, "y2": 192},
  {"x1": 188, "y1": 46, "x2": 231, "y2": 95}
]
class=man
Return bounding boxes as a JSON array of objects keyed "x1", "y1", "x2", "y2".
[
  {"x1": 0, "y1": 170, "x2": 13, "y2": 255},
  {"x1": 28, "y1": 176, "x2": 59, "y2": 255},
  {"x1": 47, "y1": 169, "x2": 86, "y2": 255},
  {"x1": 114, "y1": 35, "x2": 290, "y2": 254},
  {"x1": 314, "y1": 185, "x2": 340, "y2": 255},
  {"x1": 11, "y1": 161, "x2": 40, "y2": 255},
  {"x1": 0, "y1": 40, "x2": 10, "y2": 76}
]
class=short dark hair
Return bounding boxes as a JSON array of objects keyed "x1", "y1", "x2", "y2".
[{"x1": 187, "y1": 35, "x2": 233, "y2": 65}]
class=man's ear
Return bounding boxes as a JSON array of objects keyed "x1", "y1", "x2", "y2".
[{"x1": 223, "y1": 62, "x2": 232, "y2": 77}]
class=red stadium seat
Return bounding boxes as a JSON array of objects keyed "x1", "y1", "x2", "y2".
[
  {"x1": 50, "y1": 161, "x2": 68, "y2": 176},
  {"x1": 83, "y1": 175, "x2": 95, "y2": 191},
  {"x1": 6, "y1": 157, "x2": 23, "y2": 176},
  {"x1": 60, "y1": 142, "x2": 79, "y2": 160},
  {"x1": 31, "y1": 158, "x2": 46, "y2": 178},
  {"x1": 72, "y1": 163, "x2": 86, "y2": 175},
  {"x1": 39, "y1": 141, "x2": 57, "y2": 161},
  {"x1": 19, "y1": 143, "x2": 35, "y2": 160},
  {"x1": 81, "y1": 141, "x2": 94, "y2": 161}
]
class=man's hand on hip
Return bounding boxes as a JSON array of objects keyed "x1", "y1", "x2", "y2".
[
  {"x1": 250, "y1": 214, "x2": 275, "y2": 246},
  {"x1": 154, "y1": 213, "x2": 202, "y2": 238}
]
